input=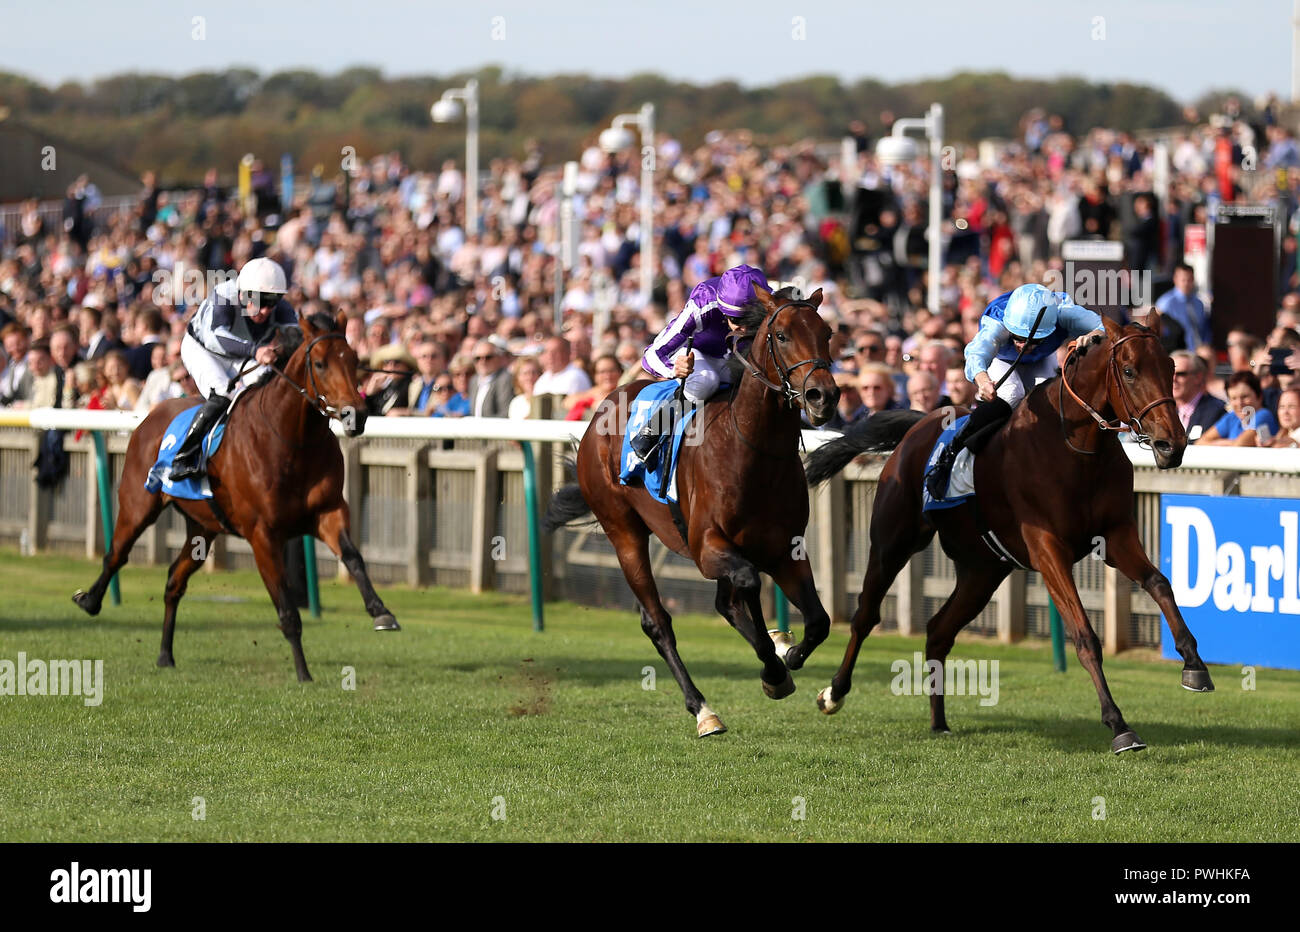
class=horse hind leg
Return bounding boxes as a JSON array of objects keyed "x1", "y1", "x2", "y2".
[
  {"x1": 922, "y1": 564, "x2": 1008, "y2": 734},
  {"x1": 157, "y1": 518, "x2": 216, "y2": 668},
  {"x1": 820, "y1": 516, "x2": 935, "y2": 715},
  {"x1": 73, "y1": 475, "x2": 166, "y2": 616}
]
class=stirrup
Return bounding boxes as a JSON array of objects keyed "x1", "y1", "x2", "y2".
[{"x1": 925, "y1": 445, "x2": 957, "y2": 500}]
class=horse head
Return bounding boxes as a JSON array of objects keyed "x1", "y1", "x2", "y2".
[
  {"x1": 1076, "y1": 313, "x2": 1184, "y2": 468},
  {"x1": 281, "y1": 311, "x2": 368, "y2": 436},
  {"x1": 735, "y1": 284, "x2": 839, "y2": 426}
]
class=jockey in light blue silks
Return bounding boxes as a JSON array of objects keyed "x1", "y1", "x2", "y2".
[
  {"x1": 925, "y1": 282, "x2": 1104, "y2": 499},
  {"x1": 629, "y1": 264, "x2": 771, "y2": 461}
]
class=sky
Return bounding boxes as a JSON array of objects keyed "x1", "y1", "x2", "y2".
[{"x1": 3, "y1": 0, "x2": 1293, "y2": 103}]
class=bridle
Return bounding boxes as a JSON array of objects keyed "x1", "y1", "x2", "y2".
[
  {"x1": 1059, "y1": 329, "x2": 1175, "y2": 453},
  {"x1": 723, "y1": 299, "x2": 834, "y2": 458},
  {"x1": 728, "y1": 300, "x2": 833, "y2": 408},
  {"x1": 272, "y1": 331, "x2": 357, "y2": 420}
]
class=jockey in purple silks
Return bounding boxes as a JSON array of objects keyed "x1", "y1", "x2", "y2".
[{"x1": 629, "y1": 264, "x2": 771, "y2": 461}]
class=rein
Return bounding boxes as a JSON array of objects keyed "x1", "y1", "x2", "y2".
[
  {"x1": 247, "y1": 331, "x2": 356, "y2": 450},
  {"x1": 1058, "y1": 330, "x2": 1175, "y2": 454}
]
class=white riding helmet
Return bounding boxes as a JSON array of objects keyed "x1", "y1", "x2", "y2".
[
  {"x1": 237, "y1": 257, "x2": 288, "y2": 300},
  {"x1": 1003, "y1": 283, "x2": 1060, "y2": 341}
]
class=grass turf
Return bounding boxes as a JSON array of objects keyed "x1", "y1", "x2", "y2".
[{"x1": 1, "y1": 548, "x2": 1296, "y2": 842}]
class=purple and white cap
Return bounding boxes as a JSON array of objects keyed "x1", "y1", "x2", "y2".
[{"x1": 716, "y1": 265, "x2": 771, "y2": 317}]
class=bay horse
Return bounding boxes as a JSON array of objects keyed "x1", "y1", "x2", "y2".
[
  {"x1": 73, "y1": 312, "x2": 398, "y2": 682},
  {"x1": 545, "y1": 285, "x2": 840, "y2": 737},
  {"x1": 803, "y1": 313, "x2": 1214, "y2": 753}
]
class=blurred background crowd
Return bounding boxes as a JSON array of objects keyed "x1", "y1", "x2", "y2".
[{"x1": 3, "y1": 97, "x2": 1300, "y2": 448}]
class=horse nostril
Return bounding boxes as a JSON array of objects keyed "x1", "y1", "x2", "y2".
[
  {"x1": 1154, "y1": 440, "x2": 1173, "y2": 456},
  {"x1": 806, "y1": 388, "x2": 824, "y2": 406}
]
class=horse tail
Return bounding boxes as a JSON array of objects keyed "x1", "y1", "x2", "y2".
[
  {"x1": 543, "y1": 456, "x2": 595, "y2": 531},
  {"x1": 803, "y1": 409, "x2": 926, "y2": 485}
]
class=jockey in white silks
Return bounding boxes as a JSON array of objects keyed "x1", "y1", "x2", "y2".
[{"x1": 171, "y1": 257, "x2": 297, "y2": 479}]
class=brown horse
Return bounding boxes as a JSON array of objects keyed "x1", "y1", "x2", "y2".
[
  {"x1": 803, "y1": 313, "x2": 1214, "y2": 753},
  {"x1": 73, "y1": 312, "x2": 398, "y2": 681},
  {"x1": 545, "y1": 285, "x2": 840, "y2": 737}
]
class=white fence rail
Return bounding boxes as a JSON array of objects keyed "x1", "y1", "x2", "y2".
[{"x1": 3, "y1": 407, "x2": 1300, "y2": 654}]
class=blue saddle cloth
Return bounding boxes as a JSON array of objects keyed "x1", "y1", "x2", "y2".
[
  {"x1": 144, "y1": 404, "x2": 228, "y2": 500},
  {"x1": 922, "y1": 414, "x2": 974, "y2": 513},
  {"x1": 618, "y1": 380, "x2": 701, "y2": 506}
]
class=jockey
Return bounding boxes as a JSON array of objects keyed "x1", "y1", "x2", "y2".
[
  {"x1": 172, "y1": 257, "x2": 297, "y2": 479},
  {"x1": 925, "y1": 282, "x2": 1103, "y2": 499},
  {"x1": 629, "y1": 264, "x2": 770, "y2": 460}
]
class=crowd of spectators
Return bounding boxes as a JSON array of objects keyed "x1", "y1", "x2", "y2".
[{"x1": 3, "y1": 96, "x2": 1300, "y2": 449}]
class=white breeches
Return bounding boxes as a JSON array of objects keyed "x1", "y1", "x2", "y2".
[
  {"x1": 985, "y1": 355, "x2": 1059, "y2": 406},
  {"x1": 181, "y1": 332, "x2": 268, "y2": 400},
  {"x1": 674, "y1": 349, "x2": 724, "y2": 404}
]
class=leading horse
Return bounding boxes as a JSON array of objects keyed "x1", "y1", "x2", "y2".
[
  {"x1": 73, "y1": 312, "x2": 398, "y2": 681},
  {"x1": 545, "y1": 285, "x2": 840, "y2": 737},
  {"x1": 803, "y1": 313, "x2": 1214, "y2": 753}
]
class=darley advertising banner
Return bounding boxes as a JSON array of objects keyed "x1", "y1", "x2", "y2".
[{"x1": 1161, "y1": 494, "x2": 1300, "y2": 670}]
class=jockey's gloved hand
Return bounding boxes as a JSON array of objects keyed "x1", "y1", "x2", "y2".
[{"x1": 1072, "y1": 330, "x2": 1106, "y2": 356}]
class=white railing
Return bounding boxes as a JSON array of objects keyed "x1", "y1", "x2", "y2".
[{"x1": 3, "y1": 407, "x2": 1299, "y2": 474}]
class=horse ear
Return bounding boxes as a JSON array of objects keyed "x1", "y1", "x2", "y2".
[
  {"x1": 1101, "y1": 315, "x2": 1124, "y2": 341},
  {"x1": 806, "y1": 288, "x2": 824, "y2": 308},
  {"x1": 336, "y1": 309, "x2": 347, "y2": 333},
  {"x1": 1141, "y1": 306, "x2": 1161, "y2": 331},
  {"x1": 298, "y1": 310, "x2": 316, "y2": 336},
  {"x1": 752, "y1": 283, "x2": 777, "y2": 310}
]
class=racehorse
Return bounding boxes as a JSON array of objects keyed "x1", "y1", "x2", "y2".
[
  {"x1": 73, "y1": 312, "x2": 398, "y2": 682},
  {"x1": 545, "y1": 285, "x2": 841, "y2": 737},
  {"x1": 803, "y1": 313, "x2": 1214, "y2": 753}
]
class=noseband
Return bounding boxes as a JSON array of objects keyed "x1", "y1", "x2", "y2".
[
  {"x1": 728, "y1": 300, "x2": 833, "y2": 408},
  {"x1": 1060, "y1": 330, "x2": 1175, "y2": 452}
]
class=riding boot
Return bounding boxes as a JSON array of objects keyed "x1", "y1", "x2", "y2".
[
  {"x1": 630, "y1": 397, "x2": 686, "y2": 467},
  {"x1": 924, "y1": 398, "x2": 1012, "y2": 501},
  {"x1": 169, "y1": 393, "x2": 230, "y2": 480}
]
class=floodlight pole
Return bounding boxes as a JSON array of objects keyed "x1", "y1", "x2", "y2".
[{"x1": 890, "y1": 103, "x2": 945, "y2": 314}]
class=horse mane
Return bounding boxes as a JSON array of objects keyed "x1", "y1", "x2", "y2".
[{"x1": 272, "y1": 313, "x2": 341, "y2": 369}]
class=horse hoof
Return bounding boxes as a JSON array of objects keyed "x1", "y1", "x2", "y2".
[
  {"x1": 373, "y1": 614, "x2": 400, "y2": 631},
  {"x1": 1111, "y1": 731, "x2": 1147, "y2": 754},
  {"x1": 1181, "y1": 668, "x2": 1214, "y2": 692},
  {"x1": 931, "y1": 727, "x2": 953, "y2": 736},
  {"x1": 816, "y1": 685, "x2": 843, "y2": 715},
  {"x1": 156, "y1": 655, "x2": 175, "y2": 668},
  {"x1": 767, "y1": 629, "x2": 795, "y2": 661},
  {"x1": 298, "y1": 672, "x2": 313, "y2": 683},
  {"x1": 72, "y1": 590, "x2": 100, "y2": 616},
  {"x1": 762, "y1": 669, "x2": 796, "y2": 700},
  {"x1": 696, "y1": 705, "x2": 727, "y2": 738}
]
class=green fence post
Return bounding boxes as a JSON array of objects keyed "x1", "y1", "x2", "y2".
[
  {"x1": 90, "y1": 431, "x2": 120, "y2": 606},
  {"x1": 1049, "y1": 599, "x2": 1067, "y2": 672},
  {"x1": 518, "y1": 441, "x2": 544, "y2": 633},
  {"x1": 775, "y1": 590, "x2": 789, "y2": 634},
  {"x1": 303, "y1": 536, "x2": 320, "y2": 618}
]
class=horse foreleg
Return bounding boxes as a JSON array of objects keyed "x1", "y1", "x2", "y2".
[
  {"x1": 769, "y1": 553, "x2": 831, "y2": 673},
  {"x1": 74, "y1": 485, "x2": 165, "y2": 616},
  {"x1": 158, "y1": 518, "x2": 216, "y2": 668},
  {"x1": 607, "y1": 523, "x2": 716, "y2": 735},
  {"x1": 316, "y1": 504, "x2": 398, "y2": 631},
  {"x1": 698, "y1": 529, "x2": 792, "y2": 700},
  {"x1": 821, "y1": 521, "x2": 934, "y2": 715},
  {"x1": 1104, "y1": 522, "x2": 1213, "y2": 691},
  {"x1": 250, "y1": 528, "x2": 312, "y2": 682},
  {"x1": 1028, "y1": 530, "x2": 1141, "y2": 753}
]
